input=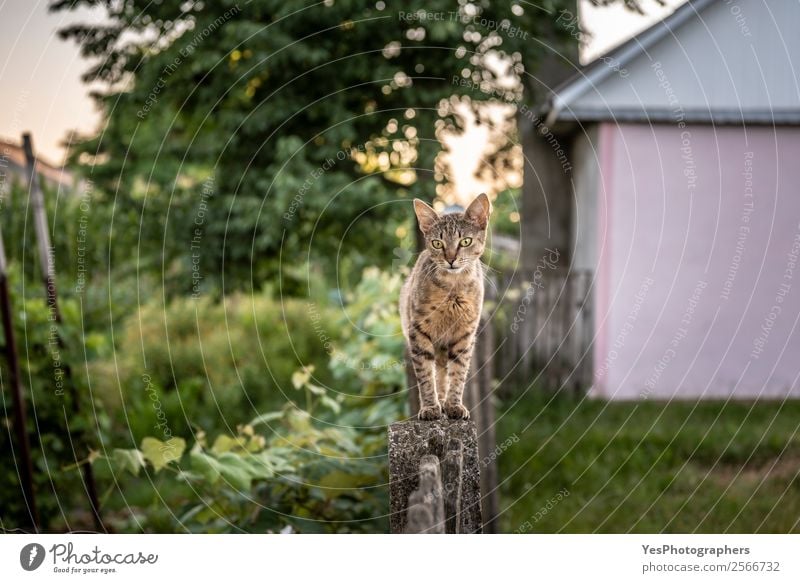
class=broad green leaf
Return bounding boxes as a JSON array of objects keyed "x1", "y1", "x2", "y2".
[
  {"x1": 140, "y1": 437, "x2": 186, "y2": 472},
  {"x1": 257, "y1": 449, "x2": 295, "y2": 474},
  {"x1": 246, "y1": 452, "x2": 275, "y2": 480}
]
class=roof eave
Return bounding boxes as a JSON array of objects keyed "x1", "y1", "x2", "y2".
[
  {"x1": 542, "y1": 0, "x2": 717, "y2": 125},
  {"x1": 556, "y1": 107, "x2": 800, "y2": 125}
]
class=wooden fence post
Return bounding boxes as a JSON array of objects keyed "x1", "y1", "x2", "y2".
[
  {"x1": 475, "y1": 309, "x2": 499, "y2": 532},
  {"x1": 463, "y1": 281, "x2": 499, "y2": 532},
  {"x1": 23, "y1": 133, "x2": 104, "y2": 531},
  {"x1": 388, "y1": 419, "x2": 482, "y2": 534}
]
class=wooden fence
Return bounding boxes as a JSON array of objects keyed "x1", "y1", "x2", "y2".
[{"x1": 492, "y1": 268, "x2": 595, "y2": 394}]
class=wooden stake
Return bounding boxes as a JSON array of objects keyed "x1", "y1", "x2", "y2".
[{"x1": 22, "y1": 133, "x2": 104, "y2": 532}]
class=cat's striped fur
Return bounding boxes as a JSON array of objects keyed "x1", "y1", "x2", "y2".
[{"x1": 400, "y1": 194, "x2": 491, "y2": 420}]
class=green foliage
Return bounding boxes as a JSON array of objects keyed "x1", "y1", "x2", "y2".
[
  {"x1": 1, "y1": 228, "x2": 406, "y2": 532},
  {"x1": 69, "y1": 265, "x2": 404, "y2": 533},
  {"x1": 94, "y1": 374, "x2": 399, "y2": 532},
  {"x1": 0, "y1": 262, "x2": 108, "y2": 531},
  {"x1": 488, "y1": 187, "x2": 522, "y2": 238}
]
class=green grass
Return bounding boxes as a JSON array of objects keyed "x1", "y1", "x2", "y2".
[{"x1": 495, "y1": 393, "x2": 800, "y2": 533}]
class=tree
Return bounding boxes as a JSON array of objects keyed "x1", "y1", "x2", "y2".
[{"x1": 52, "y1": 0, "x2": 648, "y2": 291}]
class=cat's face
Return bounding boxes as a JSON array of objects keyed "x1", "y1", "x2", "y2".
[{"x1": 413, "y1": 194, "x2": 491, "y2": 274}]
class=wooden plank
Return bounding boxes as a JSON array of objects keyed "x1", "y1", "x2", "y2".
[{"x1": 405, "y1": 346, "x2": 420, "y2": 417}]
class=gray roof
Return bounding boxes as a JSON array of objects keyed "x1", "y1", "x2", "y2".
[{"x1": 541, "y1": 0, "x2": 800, "y2": 125}]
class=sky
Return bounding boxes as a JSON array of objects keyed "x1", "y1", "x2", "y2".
[{"x1": 0, "y1": 0, "x2": 682, "y2": 165}]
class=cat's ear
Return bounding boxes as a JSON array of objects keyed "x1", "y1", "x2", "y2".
[
  {"x1": 413, "y1": 199, "x2": 439, "y2": 234},
  {"x1": 465, "y1": 193, "x2": 491, "y2": 228}
]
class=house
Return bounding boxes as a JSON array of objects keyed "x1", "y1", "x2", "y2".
[{"x1": 530, "y1": 0, "x2": 800, "y2": 399}]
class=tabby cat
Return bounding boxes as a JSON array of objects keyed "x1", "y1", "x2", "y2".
[{"x1": 400, "y1": 193, "x2": 492, "y2": 420}]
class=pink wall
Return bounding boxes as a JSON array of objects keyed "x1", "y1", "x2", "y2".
[{"x1": 594, "y1": 122, "x2": 800, "y2": 399}]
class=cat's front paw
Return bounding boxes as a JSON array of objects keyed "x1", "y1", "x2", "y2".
[
  {"x1": 418, "y1": 403, "x2": 443, "y2": 420},
  {"x1": 444, "y1": 402, "x2": 470, "y2": 420}
]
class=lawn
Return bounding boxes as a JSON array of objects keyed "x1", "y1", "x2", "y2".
[{"x1": 495, "y1": 393, "x2": 800, "y2": 533}]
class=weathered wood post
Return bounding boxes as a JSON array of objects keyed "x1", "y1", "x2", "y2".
[
  {"x1": 0, "y1": 223, "x2": 39, "y2": 531},
  {"x1": 460, "y1": 276, "x2": 500, "y2": 533},
  {"x1": 475, "y1": 302, "x2": 499, "y2": 532},
  {"x1": 23, "y1": 133, "x2": 103, "y2": 531},
  {"x1": 388, "y1": 419, "x2": 482, "y2": 533}
]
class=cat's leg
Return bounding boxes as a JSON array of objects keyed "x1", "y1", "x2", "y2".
[
  {"x1": 434, "y1": 347, "x2": 449, "y2": 404},
  {"x1": 443, "y1": 332, "x2": 475, "y2": 419},
  {"x1": 409, "y1": 326, "x2": 441, "y2": 420}
]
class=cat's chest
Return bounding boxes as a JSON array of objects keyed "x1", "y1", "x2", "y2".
[{"x1": 419, "y1": 279, "x2": 482, "y2": 331}]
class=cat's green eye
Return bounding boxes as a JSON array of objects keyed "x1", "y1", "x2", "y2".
[
  {"x1": 459, "y1": 237, "x2": 473, "y2": 247},
  {"x1": 431, "y1": 239, "x2": 444, "y2": 249}
]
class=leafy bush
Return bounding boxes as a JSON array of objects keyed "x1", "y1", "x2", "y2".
[
  {"x1": 93, "y1": 394, "x2": 392, "y2": 533},
  {"x1": 88, "y1": 290, "x2": 340, "y2": 440},
  {"x1": 0, "y1": 264, "x2": 109, "y2": 531},
  {"x1": 329, "y1": 266, "x2": 407, "y2": 398}
]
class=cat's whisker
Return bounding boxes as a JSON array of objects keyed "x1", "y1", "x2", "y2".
[{"x1": 480, "y1": 259, "x2": 500, "y2": 275}]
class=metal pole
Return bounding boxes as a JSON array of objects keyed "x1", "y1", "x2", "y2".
[
  {"x1": 22, "y1": 133, "x2": 104, "y2": 531},
  {"x1": 0, "y1": 225, "x2": 39, "y2": 531}
]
